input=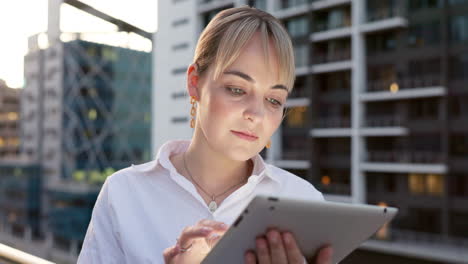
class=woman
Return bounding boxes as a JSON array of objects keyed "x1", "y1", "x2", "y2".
[{"x1": 78, "y1": 6, "x2": 333, "y2": 264}]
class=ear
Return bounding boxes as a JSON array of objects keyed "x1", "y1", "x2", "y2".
[{"x1": 187, "y1": 63, "x2": 200, "y2": 100}]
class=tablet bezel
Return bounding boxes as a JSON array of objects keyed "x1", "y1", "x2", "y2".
[{"x1": 201, "y1": 195, "x2": 398, "y2": 264}]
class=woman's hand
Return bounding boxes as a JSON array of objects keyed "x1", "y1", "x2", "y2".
[
  {"x1": 163, "y1": 219, "x2": 229, "y2": 264},
  {"x1": 244, "y1": 229, "x2": 333, "y2": 264}
]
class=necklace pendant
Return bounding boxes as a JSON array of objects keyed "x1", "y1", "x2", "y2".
[{"x1": 208, "y1": 200, "x2": 218, "y2": 213}]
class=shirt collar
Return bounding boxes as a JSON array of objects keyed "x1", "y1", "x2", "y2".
[{"x1": 131, "y1": 139, "x2": 282, "y2": 186}]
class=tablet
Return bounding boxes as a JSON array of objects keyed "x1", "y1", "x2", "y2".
[{"x1": 202, "y1": 195, "x2": 398, "y2": 264}]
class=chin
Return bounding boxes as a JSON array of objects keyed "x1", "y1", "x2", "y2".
[{"x1": 225, "y1": 144, "x2": 260, "y2": 161}]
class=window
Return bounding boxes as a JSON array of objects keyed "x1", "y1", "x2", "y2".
[
  {"x1": 248, "y1": 0, "x2": 267, "y2": 10},
  {"x1": 450, "y1": 96, "x2": 468, "y2": 118},
  {"x1": 172, "y1": 42, "x2": 189, "y2": 51},
  {"x1": 317, "y1": 168, "x2": 351, "y2": 195},
  {"x1": 450, "y1": 211, "x2": 468, "y2": 238},
  {"x1": 294, "y1": 44, "x2": 308, "y2": 67},
  {"x1": 328, "y1": 8, "x2": 350, "y2": 29},
  {"x1": 450, "y1": 174, "x2": 468, "y2": 196},
  {"x1": 408, "y1": 173, "x2": 444, "y2": 196},
  {"x1": 450, "y1": 134, "x2": 468, "y2": 156},
  {"x1": 279, "y1": 0, "x2": 308, "y2": 9},
  {"x1": 172, "y1": 91, "x2": 187, "y2": 99},
  {"x1": 367, "y1": 0, "x2": 399, "y2": 22},
  {"x1": 287, "y1": 169, "x2": 308, "y2": 179},
  {"x1": 284, "y1": 106, "x2": 308, "y2": 128},
  {"x1": 449, "y1": 0, "x2": 468, "y2": 5},
  {"x1": 290, "y1": 76, "x2": 307, "y2": 98},
  {"x1": 201, "y1": 6, "x2": 233, "y2": 28},
  {"x1": 451, "y1": 15, "x2": 468, "y2": 43},
  {"x1": 367, "y1": 31, "x2": 397, "y2": 55},
  {"x1": 408, "y1": 21, "x2": 441, "y2": 48},
  {"x1": 409, "y1": 0, "x2": 443, "y2": 11},
  {"x1": 409, "y1": 174, "x2": 425, "y2": 194},
  {"x1": 408, "y1": 57, "x2": 441, "y2": 79},
  {"x1": 282, "y1": 134, "x2": 309, "y2": 160},
  {"x1": 314, "y1": 7, "x2": 351, "y2": 32},
  {"x1": 285, "y1": 16, "x2": 308, "y2": 38},
  {"x1": 171, "y1": 116, "x2": 188, "y2": 123},
  {"x1": 426, "y1": 174, "x2": 444, "y2": 195},
  {"x1": 172, "y1": 18, "x2": 189, "y2": 27},
  {"x1": 450, "y1": 54, "x2": 468, "y2": 80},
  {"x1": 410, "y1": 208, "x2": 441, "y2": 234},
  {"x1": 172, "y1": 67, "x2": 187, "y2": 75},
  {"x1": 408, "y1": 98, "x2": 439, "y2": 120}
]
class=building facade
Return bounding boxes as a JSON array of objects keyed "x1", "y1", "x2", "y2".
[
  {"x1": 0, "y1": 80, "x2": 21, "y2": 160},
  {"x1": 153, "y1": 0, "x2": 468, "y2": 263},
  {"x1": 18, "y1": 36, "x2": 152, "y2": 258}
]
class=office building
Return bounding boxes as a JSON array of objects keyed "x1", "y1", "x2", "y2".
[{"x1": 0, "y1": 80, "x2": 21, "y2": 160}]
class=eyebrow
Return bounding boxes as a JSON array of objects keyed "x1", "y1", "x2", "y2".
[{"x1": 223, "y1": 70, "x2": 289, "y2": 92}]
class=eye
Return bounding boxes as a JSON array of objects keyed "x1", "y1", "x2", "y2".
[
  {"x1": 266, "y1": 98, "x2": 282, "y2": 107},
  {"x1": 226, "y1": 86, "x2": 245, "y2": 96}
]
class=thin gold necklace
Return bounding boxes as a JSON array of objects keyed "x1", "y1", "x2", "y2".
[{"x1": 183, "y1": 152, "x2": 246, "y2": 213}]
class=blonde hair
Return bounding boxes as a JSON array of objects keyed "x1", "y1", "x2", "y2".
[{"x1": 193, "y1": 6, "x2": 296, "y2": 91}]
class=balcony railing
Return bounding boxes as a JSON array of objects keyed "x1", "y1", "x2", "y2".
[
  {"x1": 277, "y1": 0, "x2": 309, "y2": 10},
  {"x1": 317, "y1": 183, "x2": 351, "y2": 195},
  {"x1": 314, "y1": 16, "x2": 351, "y2": 33},
  {"x1": 367, "y1": 5, "x2": 406, "y2": 22},
  {"x1": 371, "y1": 228, "x2": 468, "y2": 255},
  {"x1": 319, "y1": 89, "x2": 350, "y2": 102},
  {"x1": 367, "y1": 75, "x2": 441, "y2": 92},
  {"x1": 282, "y1": 150, "x2": 309, "y2": 160},
  {"x1": 313, "y1": 50, "x2": 351, "y2": 64},
  {"x1": 366, "y1": 151, "x2": 444, "y2": 163},
  {"x1": 0, "y1": 243, "x2": 54, "y2": 264},
  {"x1": 365, "y1": 115, "x2": 405, "y2": 127},
  {"x1": 314, "y1": 117, "x2": 351, "y2": 128},
  {"x1": 319, "y1": 155, "x2": 350, "y2": 168}
]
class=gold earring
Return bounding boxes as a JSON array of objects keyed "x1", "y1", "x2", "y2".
[
  {"x1": 266, "y1": 139, "x2": 271, "y2": 149},
  {"x1": 190, "y1": 96, "x2": 197, "y2": 128}
]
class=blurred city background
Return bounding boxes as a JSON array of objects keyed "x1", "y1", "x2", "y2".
[{"x1": 0, "y1": 0, "x2": 467, "y2": 263}]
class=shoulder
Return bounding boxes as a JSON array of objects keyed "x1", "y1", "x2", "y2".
[
  {"x1": 266, "y1": 164, "x2": 324, "y2": 201},
  {"x1": 102, "y1": 160, "x2": 156, "y2": 194}
]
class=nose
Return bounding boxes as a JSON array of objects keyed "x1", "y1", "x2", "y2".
[{"x1": 243, "y1": 96, "x2": 265, "y2": 124}]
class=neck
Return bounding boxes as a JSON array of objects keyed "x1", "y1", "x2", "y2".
[{"x1": 183, "y1": 129, "x2": 253, "y2": 195}]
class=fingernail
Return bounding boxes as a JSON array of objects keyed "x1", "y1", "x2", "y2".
[
  {"x1": 201, "y1": 227, "x2": 212, "y2": 233},
  {"x1": 209, "y1": 233, "x2": 220, "y2": 240},
  {"x1": 269, "y1": 232, "x2": 279, "y2": 243},
  {"x1": 257, "y1": 239, "x2": 267, "y2": 250},
  {"x1": 218, "y1": 223, "x2": 227, "y2": 229},
  {"x1": 283, "y1": 233, "x2": 292, "y2": 244}
]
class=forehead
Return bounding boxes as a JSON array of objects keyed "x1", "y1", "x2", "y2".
[{"x1": 217, "y1": 33, "x2": 283, "y2": 86}]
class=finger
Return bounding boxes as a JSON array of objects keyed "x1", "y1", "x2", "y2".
[
  {"x1": 197, "y1": 219, "x2": 229, "y2": 231},
  {"x1": 245, "y1": 250, "x2": 257, "y2": 264},
  {"x1": 316, "y1": 246, "x2": 333, "y2": 264},
  {"x1": 163, "y1": 245, "x2": 179, "y2": 264},
  {"x1": 266, "y1": 230, "x2": 288, "y2": 264},
  {"x1": 205, "y1": 232, "x2": 222, "y2": 248},
  {"x1": 178, "y1": 226, "x2": 213, "y2": 248},
  {"x1": 256, "y1": 237, "x2": 271, "y2": 264},
  {"x1": 282, "y1": 232, "x2": 305, "y2": 264}
]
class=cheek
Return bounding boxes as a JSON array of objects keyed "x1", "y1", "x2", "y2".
[
  {"x1": 267, "y1": 112, "x2": 283, "y2": 133},
  {"x1": 207, "y1": 91, "x2": 234, "y2": 118}
]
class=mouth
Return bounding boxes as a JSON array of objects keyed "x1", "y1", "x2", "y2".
[{"x1": 230, "y1": 130, "x2": 259, "y2": 142}]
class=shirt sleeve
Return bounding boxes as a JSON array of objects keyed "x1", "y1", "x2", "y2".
[{"x1": 77, "y1": 176, "x2": 125, "y2": 264}]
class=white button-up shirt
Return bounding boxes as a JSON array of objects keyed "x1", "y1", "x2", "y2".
[{"x1": 77, "y1": 140, "x2": 324, "y2": 264}]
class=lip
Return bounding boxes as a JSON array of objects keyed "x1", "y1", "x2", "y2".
[{"x1": 231, "y1": 130, "x2": 259, "y2": 141}]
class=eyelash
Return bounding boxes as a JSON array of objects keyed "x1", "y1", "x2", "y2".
[
  {"x1": 226, "y1": 86, "x2": 245, "y2": 96},
  {"x1": 225, "y1": 86, "x2": 283, "y2": 107}
]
